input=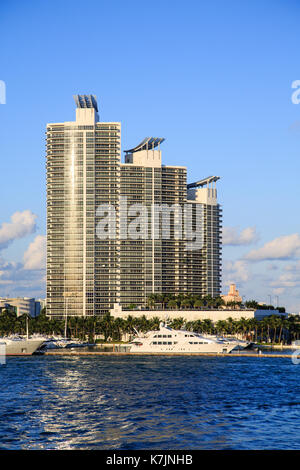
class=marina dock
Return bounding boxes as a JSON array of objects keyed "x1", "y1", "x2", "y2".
[{"x1": 44, "y1": 350, "x2": 296, "y2": 358}]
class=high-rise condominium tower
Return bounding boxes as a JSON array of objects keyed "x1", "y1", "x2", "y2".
[{"x1": 46, "y1": 95, "x2": 221, "y2": 317}]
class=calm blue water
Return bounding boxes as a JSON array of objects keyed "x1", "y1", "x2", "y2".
[{"x1": 0, "y1": 355, "x2": 299, "y2": 449}]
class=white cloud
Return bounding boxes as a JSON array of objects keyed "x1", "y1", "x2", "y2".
[
  {"x1": 284, "y1": 261, "x2": 300, "y2": 272},
  {"x1": 0, "y1": 256, "x2": 45, "y2": 298},
  {"x1": 23, "y1": 235, "x2": 46, "y2": 270},
  {"x1": 270, "y1": 271, "x2": 300, "y2": 289},
  {"x1": 223, "y1": 260, "x2": 250, "y2": 286},
  {"x1": 0, "y1": 211, "x2": 46, "y2": 298},
  {"x1": 0, "y1": 210, "x2": 37, "y2": 250},
  {"x1": 267, "y1": 263, "x2": 279, "y2": 271},
  {"x1": 245, "y1": 233, "x2": 300, "y2": 261},
  {"x1": 272, "y1": 288, "x2": 285, "y2": 296},
  {"x1": 222, "y1": 226, "x2": 259, "y2": 246}
]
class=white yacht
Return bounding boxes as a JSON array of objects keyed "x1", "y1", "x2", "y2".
[
  {"x1": 0, "y1": 337, "x2": 45, "y2": 356},
  {"x1": 129, "y1": 323, "x2": 237, "y2": 354}
]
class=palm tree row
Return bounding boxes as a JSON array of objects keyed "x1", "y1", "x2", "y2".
[
  {"x1": 146, "y1": 293, "x2": 226, "y2": 310},
  {"x1": 0, "y1": 310, "x2": 161, "y2": 343},
  {"x1": 185, "y1": 315, "x2": 299, "y2": 344},
  {"x1": 145, "y1": 294, "x2": 286, "y2": 312},
  {"x1": 0, "y1": 309, "x2": 299, "y2": 344}
]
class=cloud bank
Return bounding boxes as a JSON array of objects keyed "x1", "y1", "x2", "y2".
[
  {"x1": 245, "y1": 233, "x2": 300, "y2": 261},
  {"x1": 0, "y1": 211, "x2": 45, "y2": 297},
  {"x1": 222, "y1": 260, "x2": 250, "y2": 286},
  {"x1": 222, "y1": 226, "x2": 259, "y2": 246},
  {"x1": 0, "y1": 210, "x2": 37, "y2": 250},
  {"x1": 23, "y1": 235, "x2": 46, "y2": 270}
]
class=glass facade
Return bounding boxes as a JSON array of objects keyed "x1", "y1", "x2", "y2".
[{"x1": 47, "y1": 115, "x2": 121, "y2": 317}]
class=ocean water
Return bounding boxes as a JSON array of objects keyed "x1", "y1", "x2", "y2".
[{"x1": 0, "y1": 355, "x2": 299, "y2": 450}]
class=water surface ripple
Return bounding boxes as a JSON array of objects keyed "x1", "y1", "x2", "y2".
[{"x1": 0, "y1": 356, "x2": 299, "y2": 449}]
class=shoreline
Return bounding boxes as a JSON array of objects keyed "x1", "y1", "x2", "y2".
[{"x1": 43, "y1": 350, "x2": 296, "y2": 358}]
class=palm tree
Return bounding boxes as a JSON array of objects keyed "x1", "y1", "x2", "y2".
[
  {"x1": 147, "y1": 294, "x2": 156, "y2": 310},
  {"x1": 170, "y1": 317, "x2": 184, "y2": 330},
  {"x1": 278, "y1": 317, "x2": 288, "y2": 344},
  {"x1": 216, "y1": 320, "x2": 229, "y2": 336},
  {"x1": 202, "y1": 318, "x2": 214, "y2": 335},
  {"x1": 214, "y1": 296, "x2": 225, "y2": 309},
  {"x1": 203, "y1": 295, "x2": 215, "y2": 309},
  {"x1": 185, "y1": 321, "x2": 194, "y2": 332},
  {"x1": 245, "y1": 300, "x2": 260, "y2": 309},
  {"x1": 194, "y1": 299, "x2": 204, "y2": 309},
  {"x1": 99, "y1": 313, "x2": 113, "y2": 341},
  {"x1": 180, "y1": 299, "x2": 191, "y2": 310},
  {"x1": 236, "y1": 317, "x2": 249, "y2": 340},
  {"x1": 149, "y1": 316, "x2": 160, "y2": 331},
  {"x1": 252, "y1": 318, "x2": 260, "y2": 343},
  {"x1": 154, "y1": 294, "x2": 166, "y2": 310},
  {"x1": 167, "y1": 299, "x2": 178, "y2": 310},
  {"x1": 112, "y1": 317, "x2": 126, "y2": 341},
  {"x1": 262, "y1": 316, "x2": 272, "y2": 343},
  {"x1": 136, "y1": 315, "x2": 150, "y2": 333},
  {"x1": 271, "y1": 315, "x2": 282, "y2": 343},
  {"x1": 192, "y1": 320, "x2": 204, "y2": 333}
]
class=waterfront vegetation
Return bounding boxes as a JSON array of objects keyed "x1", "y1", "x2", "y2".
[
  {"x1": 145, "y1": 293, "x2": 286, "y2": 313},
  {"x1": 0, "y1": 308, "x2": 299, "y2": 345}
]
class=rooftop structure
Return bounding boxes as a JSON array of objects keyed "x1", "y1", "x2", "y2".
[
  {"x1": 73, "y1": 94, "x2": 98, "y2": 111},
  {"x1": 124, "y1": 137, "x2": 165, "y2": 153},
  {"x1": 187, "y1": 176, "x2": 220, "y2": 189}
]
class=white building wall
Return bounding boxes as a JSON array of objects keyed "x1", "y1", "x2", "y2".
[{"x1": 110, "y1": 304, "x2": 286, "y2": 322}]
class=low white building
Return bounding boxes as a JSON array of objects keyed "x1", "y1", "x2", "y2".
[{"x1": 110, "y1": 303, "x2": 287, "y2": 323}]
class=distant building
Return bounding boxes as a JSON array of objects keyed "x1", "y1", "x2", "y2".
[
  {"x1": 0, "y1": 297, "x2": 39, "y2": 317},
  {"x1": 222, "y1": 283, "x2": 242, "y2": 304},
  {"x1": 0, "y1": 300, "x2": 16, "y2": 315},
  {"x1": 36, "y1": 298, "x2": 46, "y2": 313}
]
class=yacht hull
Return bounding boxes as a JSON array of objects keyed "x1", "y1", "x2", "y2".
[
  {"x1": 0, "y1": 339, "x2": 45, "y2": 356},
  {"x1": 130, "y1": 344, "x2": 237, "y2": 354}
]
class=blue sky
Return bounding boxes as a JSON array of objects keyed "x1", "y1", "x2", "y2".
[{"x1": 0, "y1": 0, "x2": 300, "y2": 311}]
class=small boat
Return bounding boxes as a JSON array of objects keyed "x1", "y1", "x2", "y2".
[
  {"x1": 129, "y1": 322, "x2": 237, "y2": 354},
  {"x1": 39, "y1": 337, "x2": 91, "y2": 350}
]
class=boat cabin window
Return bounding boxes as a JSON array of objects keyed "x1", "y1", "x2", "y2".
[{"x1": 154, "y1": 341, "x2": 174, "y2": 345}]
